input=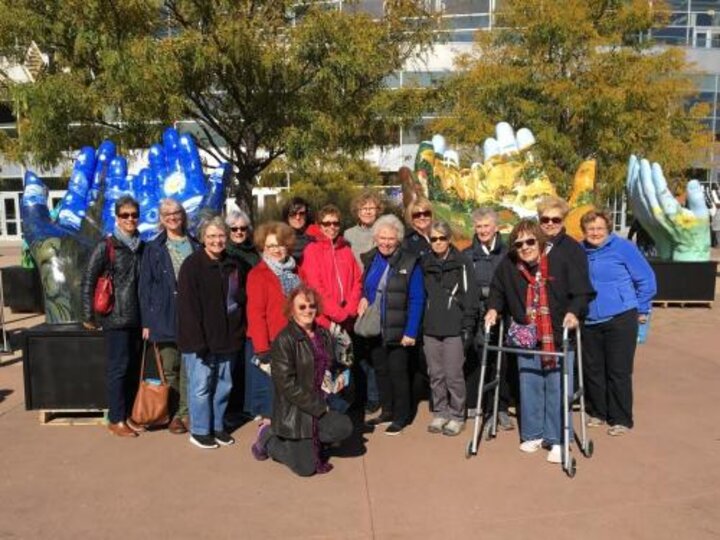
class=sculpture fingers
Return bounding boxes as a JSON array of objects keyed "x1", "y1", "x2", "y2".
[
  {"x1": 56, "y1": 146, "x2": 95, "y2": 231},
  {"x1": 495, "y1": 122, "x2": 518, "y2": 154},
  {"x1": 88, "y1": 140, "x2": 116, "y2": 205},
  {"x1": 135, "y1": 168, "x2": 161, "y2": 241},
  {"x1": 686, "y1": 179, "x2": 710, "y2": 221},
  {"x1": 102, "y1": 156, "x2": 130, "y2": 234},
  {"x1": 650, "y1": 162, "x2": 681, "y2": 219},
  {"x1": 176, "y1": 132, "x2": 208, "y2": 214},
  {"x1": 21, "y1": 172, "x2": 70, "y2": 245}
]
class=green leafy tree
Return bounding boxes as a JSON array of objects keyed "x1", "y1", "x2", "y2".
[
  {"x1": 0, "y1": 0, "x2": 436, "y2": 211},
  {"x1": 432, "y1": 0, "x2": 710, "y2": 198}
]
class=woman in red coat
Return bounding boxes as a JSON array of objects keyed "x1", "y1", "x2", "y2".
[
  {"x1": 245, "y1": 222, "x2": 301, "y2": 422},
  {"x1": 300, "y1": 204, "x2": 362, "y2": 330}
]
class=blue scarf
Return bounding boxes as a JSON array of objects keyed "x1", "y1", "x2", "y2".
[
  {"x1": 113, "y1": 226, "x2": 141, "y2": 252},
  {"x1": 263, "y1": 255, "x2": 300, "y2": 295}
]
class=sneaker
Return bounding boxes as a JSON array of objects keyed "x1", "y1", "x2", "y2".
[
  {"x1": 251, "y1": 424, "x2": 271, "y2": 461},
  {"x1": 189, "y1": 433, "x2": 219, "y2": 449},
  {"x1": 365, "y1": 401, "x2": 381, "y2": 414},
  {"x1": 607, "y1": 424, "x2": 630, "y2": 436},
  {"x1": 214, "y1": 430, "x2": 235, "y2": 446},
  {"x1": 384, "y1": 423, "x2": 404, "y2": 436},
  {"x1": 427, "y1": 417, "x2": 448, "y2": 434},
  {"x1": 519, "y1": 439, "x2": 543, "y2": 453},
  {"x1": 366, "y1": 413, "x2": 393, "y2": 427},
  {"x1": 498, "y1": 411, "x2": 515, "y2": 431},
  {"x1": 547, "y1": 444, "x2": 562, "y2": 463},
  {"x1": 442, "y1": 419, "x2": 465, "y2": 437},
  {"x1": 587, "y1": 416, "x2": 605, "y2": 428}
]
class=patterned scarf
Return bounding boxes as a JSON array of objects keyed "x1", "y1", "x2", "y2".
[
  {"x1": 517, "y1": 254, "x2": 556, "y2": 369},
  {"x1": 113, "y1": 226, "x2": 141, "y2": 252},
  {"x1": 263, "y1": 255, "x2": 300, "y2": 295}
]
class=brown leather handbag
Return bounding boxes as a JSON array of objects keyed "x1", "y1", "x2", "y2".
[
  {"x1": 131, "y1": 341, "x2": 170, "y2": 427},
  {"x1": 93, "y1": 237, "x2": 115, "y2": 315}
]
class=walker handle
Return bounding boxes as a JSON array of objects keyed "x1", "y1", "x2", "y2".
[{"x1": 562, "y1": 325, "x2": 570, "y2": 342}]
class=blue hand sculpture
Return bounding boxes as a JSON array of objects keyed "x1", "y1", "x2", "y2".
[{"x1": 627, "y1": 155, "x2": 710, "y2": 261}]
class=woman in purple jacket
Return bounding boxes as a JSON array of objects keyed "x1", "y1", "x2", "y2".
[{"x1": 581, "y1": 210, "x2": 656, "y2": 437}]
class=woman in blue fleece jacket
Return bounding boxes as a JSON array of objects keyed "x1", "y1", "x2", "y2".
[{"x1": 581, "y1": 210, "x2": 656, "y2": 436}]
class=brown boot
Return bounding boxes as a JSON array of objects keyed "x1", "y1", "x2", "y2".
[
  {"x1": 168, "y1": 417, "x2": 188, "y2": 435},
  {"x1": 108, "y1": 422, "x2": 139, "y2": 438}
]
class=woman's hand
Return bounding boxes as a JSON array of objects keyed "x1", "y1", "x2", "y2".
[
  {"x1": 484, "y1": 309, "x2": 498, "y2": 328},
  {"x1": 400, "y1": 335, "x2": 416, "y2": 347},
  {"x1": 638, "y1": 314, "x2": 649, "y2": 324},
  {"x1": 82, "y1": 321, "x2": 98, "y2": 331},
  {"x1": 142, "y1": 327, "x2": 150, "y2": 340},
  {"x1": 563, "y1": 312, "x2": 579, "y2": 329},
  {"x1": 357, "y1": 298, "x2": 369, "y2": 316}
]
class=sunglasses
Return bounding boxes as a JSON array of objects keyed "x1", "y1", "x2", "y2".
[
  {"x1": 289, "y1": 210, "x2": 307, "y2": 217},
  {"x1": 412, "y1": 210, "x2": 432, "y2": 219},
  {"x1": 117, "y1": 212, "x2": 139, "y2": 220},
  {"x1": 430, "y1": 235, "x2": 448, "y2": 243},
  {"x1": 320, "y1": 221, "x2": 340, "y2": 227},
  {"x1": 540, "y1": 216, "x2": 563, "y2": 225},
  {"x1": 513, "y1": 238, "x2": 538, "y2": 249},
  {"x1": 297, "y1": 303, "x2": 317, "y2": 311},
  {"x1": 230, "y1": 226, "x2": 248, "y2": 232}
]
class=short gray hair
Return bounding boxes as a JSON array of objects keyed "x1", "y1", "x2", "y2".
[
  {"x1": 430, "y1": 220, "x2": 452, "y2": 239},
  {"x1": 471, "y1": 207, "x2": 498, "y2": 224},
  {"x1": 372, "y1": 214, "x2": 404, "y2": 240},
  {"x1": 158, "y1": 198, "x2": 187, "y2": 231},
  {"x1": 226, "y1": 209, "x2": 252, "y2": 229},
  {"x1": 114, "y1": 195, "x2": 139, "y2": 215},
  {"x1": 199, "y1": 215, "x2": 229, "y2": 242}
]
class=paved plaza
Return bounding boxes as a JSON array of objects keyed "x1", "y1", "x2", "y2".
[{"x1": 1, "y1": 245, "x2": 719, "y2": 539}]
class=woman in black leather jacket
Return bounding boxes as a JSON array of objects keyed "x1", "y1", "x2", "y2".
[
  {"x1": 82, "y1": 196, "x2": 144, "y2": 438},
  {"x1": 250, "y1": 284, "x2": 353, "y2": 477}
]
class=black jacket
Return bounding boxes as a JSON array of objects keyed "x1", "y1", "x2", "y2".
[
  {"x1": 138, "y1": 232, "x2": 200, "y2": 342},
  {"x1": 176, "y1": 249, "x2": 246, "y2": 355},
  {"x1": 226, "y1": 239, "x2": 260, "y2": 273},
  {"x1": 547, "y1": 230, "x2": 591, "y2": 301},
  {"x1": 402, "y1": 229, "x2": 431, "y2": 259},
  {"x1": 487, "y1": 251, "x2": 595, "y2": 346},
  {"x1": 463, "y1": 234, "x2": 507, "y2": 303},
  {"x1": 271, "y1": 321, "x2": 332, "y2": 439},
  {"x1": 82, "y1": 235, "x2": 144, "y2": 329},
  {"x1": 421, "y1": 246, "x2": 479, "y2": 337}
]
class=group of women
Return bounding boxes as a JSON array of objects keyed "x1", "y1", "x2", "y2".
[{"x1": 82, "y1": 190, "x2": 656, "y2": 475}]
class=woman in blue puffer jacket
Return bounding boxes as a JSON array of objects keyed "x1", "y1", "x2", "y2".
[{"x1": 581, "y1": 210, "x2": 656, "y2": 437}]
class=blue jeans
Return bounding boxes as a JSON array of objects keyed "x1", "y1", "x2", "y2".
[
  {"x1": 517, "y1": 351, "x2": 574, "y2": 446},
  {"x1": 243, "y1": 340, "x2": 273, "y2": 418},
  {"x1": 360, "y1": 359, "x2": 379, "y2": 404},
  {"x1": 183, "y1": 352, "x2": 236, "y2": 436}
]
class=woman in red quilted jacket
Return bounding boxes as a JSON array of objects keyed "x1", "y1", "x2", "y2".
[{"x1": 300, "y1": 204, "x2": 362, "y2": 331}]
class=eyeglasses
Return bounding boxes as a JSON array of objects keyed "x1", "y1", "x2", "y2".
[
  {"x1": 429, "y1": 235, "x2": 448, "y2": 243},
  {"x1": 230, "y1": 226, "x2": 248, "y2": 233},
  {"x1": 540, "y1": 216, "x2": 563, "y2": 225},
  {"x1": 289, "y1": 210, "x2": 307, "y2": 217},
  {"x1": 297, "y1": 303, "x2": 317, "y2": 311},
  {"x1": 360, "y1": 206, "x2": 378, "y2": 213},
  {"x1": 320, "y1": 221, "x2": 340, "y2": 228},
  {"x1": 265, "y1": 244, "x2": 286, "y2": 250},
  {"x1": 117, "y1": 212, "x2": 139, "y2": 220},
  {"x1": 161, "y1": 210, "x2": 182, "y2": 218},
  {"x1": 412, "y1": 210, "x2": 432, "y2": 219},
  {"x1": 513, "y1": 238, "x2": 538, "y2": 249}
]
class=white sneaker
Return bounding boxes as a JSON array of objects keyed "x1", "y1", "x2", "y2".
[
  {"x1": 547, "y1": 444, "x2": 562, "y2": 463},
  {"x1": 519, "y1": 439, "x2": 543, "y2": 453},
  {"x1": 427, "y1": 417, "x2": 448, "y2": 434}
]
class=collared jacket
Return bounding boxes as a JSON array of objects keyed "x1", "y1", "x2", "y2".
[
  {"x1": 271, "y1": 321, "x2": 332, "y2": 439},
  {"x1": 464, "y1": 233, "x2": 508, "y2": 304},
  {"x1": 583, "y1": 233, "x2": 656, "y2": 321},
  {"x1": 300, "y1": 233, "x2": 362, "y2": 328},
  {"x1": 176, "y1": 249, "x2": 246, "y2": 356},
  {"x1": 402, "y1": 228, "x2": 432, "y2": 259},
  {"x1": 421, "y1": 246, "x2": 480, "y2": 337},
  {"x1": 82, "y1": 235, "x2": 144, "y2": 330},
  {"x1": 138, "y1": 231, "x2": 200, "y2": 342}
]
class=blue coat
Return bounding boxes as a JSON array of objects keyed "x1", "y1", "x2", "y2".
[
  {"x1": 139, "y1": 231, "x2": 200, "y2": 342},
  {"x1": 583, "y1": 234, "x2": 656, "y2": 321}
]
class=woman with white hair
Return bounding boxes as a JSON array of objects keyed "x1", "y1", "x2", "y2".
[
  {"x1": 177, "y1": 216, "x2": 247, "y2": 449},
  {"x1": 139, "y1": 198, "x2": 200, "y2": 434},
  {"x1": 225, "y1": 209, "x2": 260, "y2": 271},
  {"x1": 358, "y1": 214, "x2": 425, "y2": 436}
]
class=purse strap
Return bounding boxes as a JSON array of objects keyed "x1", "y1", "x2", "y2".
[
  {"x1": 138, "y1": 340, "x2": 167, "y2": 385},
  {"x1": 105, "y1": 237, "x2": 115, "y2": 274}
]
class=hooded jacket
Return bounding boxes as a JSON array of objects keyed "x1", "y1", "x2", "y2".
[{"x1": 463, "y1": 233, "x2": 507, "y2": 302}]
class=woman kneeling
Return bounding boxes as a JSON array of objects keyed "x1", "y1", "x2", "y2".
[{"x1": 251, "y1": 285, "x2": 353, "y2": 476}]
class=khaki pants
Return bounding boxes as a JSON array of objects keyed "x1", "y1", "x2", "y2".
[{"x1": 155, "y1": 342, "x2": 188, "y2": 418}]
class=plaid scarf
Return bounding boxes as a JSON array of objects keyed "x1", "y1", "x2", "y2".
[{"x1": 517, "y1": 255, "x2": 556, "y2": 369}]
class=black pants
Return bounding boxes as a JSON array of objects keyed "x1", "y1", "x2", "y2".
[
  {"x1": 104, "y1": 328, "x2": 142, "y2": 424},
  {"x1": 370, "y1": 340, "x2": 411, "y2": 426},
  {"x1": 264, "y1": 411, "x2": 353, "y2": 477},
  {"x1": 583, "y1": 309, "x2": 638, "y2": 428}
]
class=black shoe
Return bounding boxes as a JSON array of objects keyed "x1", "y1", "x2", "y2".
[
  {"x1": 364, "y1": 401, "x2": 381, "y2": 414},
  {"x1": 384, "y1": 423, "x2": 404, "y2": 436},
  {"x1": 214, "y1": 430, "x2": 235, "y2": 446},
  {"x1": 189, "y1": 433, "x2": 219, "y2": 449},
  {"x1": 366, "y1": 413, "x2": 393, "y2": 427}
]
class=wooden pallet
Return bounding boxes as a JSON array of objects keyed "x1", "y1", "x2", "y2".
[
  {"x1": 652, "y1": 300, "x2": 714, "y2": 309},
  {"x1": 38, "y1": 409, "x2": 107, "y2": 426}
]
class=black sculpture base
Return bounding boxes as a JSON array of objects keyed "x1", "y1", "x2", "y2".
[
  {"x1": 649, "y1": 260, "x2": 718, "y2": 305},
  {"x1": 23, "y1": 324, "x2": 107, "y2": 410},
  {"x1": 2, "y1": 266, "x2": 44, "y2": 313}
]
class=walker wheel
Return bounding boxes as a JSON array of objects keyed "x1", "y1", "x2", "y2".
[
  {"x1": 465, "y1": 440, "x2": 476, "y2": 459},
  {"x1": 565, "y1": 457, "x2": 577, "y2": 478},
  {"x1": 583, "y1": 439, "x2": 594, "y2": 458}
]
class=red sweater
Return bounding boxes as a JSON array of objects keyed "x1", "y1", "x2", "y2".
[
  {"x1": 246, "y1": 260, "x2": 295, "y2": 354},
  {"x1": 300, "y1": 234, "x2": 362, "y2": 328}
]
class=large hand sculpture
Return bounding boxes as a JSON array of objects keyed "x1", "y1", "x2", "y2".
[
  {"x1": 21, "y1": 127, "x2": 231, "y2": 324},
  {"x1": 627, "y1": 155, "x2": 710, "y2": 261},
  {"x1": 410, "y1": 122, "x2": 595, "y2": 238}
]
